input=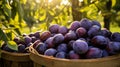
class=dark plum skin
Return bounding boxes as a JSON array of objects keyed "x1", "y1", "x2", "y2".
[
  {"x1": 64, "y1": 30, "x2": 77, "y2": 42},
  {"x1": 88, "y1": 25, "x2": 100, "y2": 38},
  {"x1": 111, "y1": 32, "x2": 120, "y2": 42},
  {"x1": 76, "y1": 27, "x2": 87, "y2": 38},
  {"x1": 55, "y1": 52, "x2": 66, "y2": 58},
  {"x1": 13, "y1": 37, "x2": 21, "y2": 44},
  {"x1": 91, "y1": 35, "x2": 109, "y2": 49},
  {"x1": 92, "y1": 20, "x2": 101, "y2": 28},
  {"x1": 33, "y1": 40, "x2": 41, "y2": 48},
  {"x1": 49, "y1": 24, "x2": 60, "y2": 33},
  {"x1": 57, "y1": 43, "x2": 67, "y2": 52},
  {"x1": 34, "y1": 31, "x2": 40, "y2": 39},
  {"x1": 28, "y1": 33, "x2": 34, "y2": 37},
  {"x1": 31, "y1": 36, "x2": 38, "y2": 43},
  {"x1": 106, "y1": 42, "x2": 120, "y2": 55},
  {"x1": 24, "y1": 36, "x2": 32, "y2": 46},
  {"x1": 58, "y1": 26, "x2": 68, "y2": 35},
  {"x1": 53, "y1": 34, "x2": 64, "y2": 45},
  {"x1": 40, "y1": 31, "x2": 51, "y2": 42},
  {"x1": 73, "y1": 40, "x2": 88, "y2": 54},
  {"x1": 68, "y1": 40, "x2": 75, "y2": 50},
  {"x1": 18, "y1": 44, "x2": 26, "y2": 53},
  {"x1": 2, "y1": 45, "x2": 15, "y2": 52},
  {"x1": 44, "y1": 48, "x2": 57, "y2": 56},
  {"x1": 102, "y1": 50, "x2": 109, "y2": 57},
  {"x1": 69, "y1": 21, "x2": 80, "y2": 31},
  {"x1": 79, "y1": 18, "x2": 92, "y2": 30},
  {"x1": 68, "y1": 50, "x2": 80, "y2": 59},
  {"x1": 86, "y1": 47, "x2": 103, "y2": 59},
  {"x1": 35, "y1": 42, "x2": 47, "y2": 54},
  {"x1": 100, "y1": 28, "x2": 112, "y2": 38},
  {"x1": 45, "y1": 37, "x2": 54, "y2": 48}
]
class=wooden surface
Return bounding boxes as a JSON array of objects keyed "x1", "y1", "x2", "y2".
[
  {"x1": 1, "y1": 50, "x2": 33, "y2": 67},
  {"x1": 29, "y1": 46, "x2": 120, "y2": 67}
]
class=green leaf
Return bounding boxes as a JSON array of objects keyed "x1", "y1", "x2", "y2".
[
  {"x1": 7, "y1": 41, "x2": 18, "y2": 51},
  {"x1": 14, "y1": 28, "x2": 22, "y2": 36},
  {"x1": 84, "y1": 0, "x2": 91, "y2": 5},
  {"x1": 0, "y1": 28, "x2": 8, "y2": 42},
  {"x1": 112, "y1": 0, "x2": 116, "y2": 7}
]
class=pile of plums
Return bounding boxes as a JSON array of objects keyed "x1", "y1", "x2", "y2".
[
  {"x1": 1, "y1": 31, "x2": 41, "y2": 53},
  {"x1": 2, "y1": 18, "x2": 120, "y2": 59}
]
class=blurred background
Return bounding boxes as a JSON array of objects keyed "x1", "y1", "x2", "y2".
[{"x1": 0, "y1": 0, "x2": 120, "y2": 48}]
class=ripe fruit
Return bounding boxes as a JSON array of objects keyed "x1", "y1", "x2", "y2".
[
  {"x1": 79, "y1": 18, "x2": 92, "y2": 30},
  {"x1": 53, "y1": 34, "x2": 64, "y2": 45},
  {"x1": 40, "y1": 31, "x2": 51, "y2": 42},
  {"x1": 88, "y1": 25, "x2": 100, "y2": 38},
  {"x1": 76, "y1": 27, "x2": 87, "y2": 38},
  {"x1": 106, "y1": 42, "x2": 120, "y2": 55},
  {"x1": 2, "y1": 45, "x2": 15, "y2": 52},
  {"x1": 49, "y1": 24, "x2": 60, "y2": 33},
  {"x1": 24, "y1": 36, "x2": 32, "y2": 46},
  {"x1": 100, "y1": 28, "x2": 112, "y2": 38},
  {"x1": 111, "y1": 32, "x2": 120, "y2": 42},
  {"x1": 68, "y1": 40, "x2": 75, "y2": 50},
  {"x1": 44, "y1": 48, "x2": 57, "y2": 56},
  {"x1": 34, "y1": 31, "x2": 40, "y2": 39},
  {"x1": 86, "y1": 47, "x2": 103, "y2": 59},
  {"x1": 45, "y1": 37, "x2": 54, "y2": 48},
  {"x1": 33, "y1": 40, "x2": 41, "y2": 48},
  {"x1": 64, "y1": 30, "x2": 77, "y2": 42},
  {"x1": 35, "y1": 43, "x2": 47, "y2": 54},
  {"x1": 91, "y1": 35, "x2": 109, "y2": 49},
  {"x1": 73, "y1": 40, "x2": 88, "y2": 54},
  {"x1": 55, "y1": 52, "x2": 66, "y2": 58},
  {"x1": 69, "y1": 21, "x2": 80, "y2": 31},
  {"x1": 92, "y1": 20, "x2": 101, "y2": 28},
  {"x1": 57, "y1": 43, "x2": 67, "y2": 52},
  {"x1": 18, "y1": 44, "x2": 26, "y2": 53},
  {"x1": 68, "y1": 50, "x2": 80, "y2": 59},
  {"x1": 58, "y1": 26, "x2": 68, "y2": 35}
]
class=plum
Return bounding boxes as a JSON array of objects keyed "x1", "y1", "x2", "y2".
[
  {"x1": 69, "y1": 21, "x2": 80, "y2": 31},
  {"x1": 92, "y1": 20, "x2": 101, "y2": 28},
  {"x1": 18, "y1": 44, "x2": 26, "y2": 53},
  {"x1": 68, "y1": 50, "x2": 80, "y2": 59},
  {"x1": 79, "y1": 18, "x2": 92, "y2": 30},
  {"x1": 58, "y1": 26, "x2": 68, "y2": 35},
  {"x1": 88, "y1": 25, "x2": 100, "y2": 38},
  {"x1": 73, "y1": 40, "x2": 88, "y2": 54},
  {"x1": 49, "y1": 24, "x2": 60, "y2": 33},
  {"x1": 44, "y1": 48, "x2": 57, "y2": 56},
  {"x1": 55, "y1": 52, "x2": 66, "y2": 58},
  {"x1": 76, "y1": 27, "x2": 87, "y2": 38},
  {"x1": 34, "y1": 31, "x2": 40, "y2": 39},
  {"x1": 91, "y1": 35, "x2": 109, "y2": 49},
  {"x1": 40, "y1": 31, "x2": 51, "y2": 42},
  {"x1": 53, "y1": 34, "x2": 64, "y2": 45},
  {"x1": 57, "y1": 43, "x2": 67, "y2": 52},
  {"x1": 106, "y1": 42, "x2": 120, "y2": 55},
  {"x1": 111, "y1": 32, "x2": 120, "y2": 42},
  {"x1": 64, "y1": 30, "x2": 77, "y2": 42},
  {"x1": 35, "y1": 42, "x2": 47, "y2": 54},
  {"x1": 45, "y1": 37, "x2": 55, "y2": 48},
  {"x1": 24, "y1": 36, "x2": 32, "y2": 46},
  {"x1": 86, "y1": 47, "x2": 103, "y2": 59}
]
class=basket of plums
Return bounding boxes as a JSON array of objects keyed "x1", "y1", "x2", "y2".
[
  {"x1": 29, "y1": 18, "x2": 120, "y2": 67},
  {"x1": 0, "y1": 32, "x2": 41, "y2": 67}
]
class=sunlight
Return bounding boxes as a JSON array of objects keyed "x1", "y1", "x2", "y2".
[
  {"x1": 79, "y1": 0, "x2": 83, "y2": 2},
  {"x1": 48, "y1": 0, "x2": 53, "y2": 3},
  {"x1": 61, "y1": 0, "x2": 70, "y2": 5}
]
